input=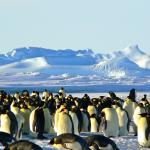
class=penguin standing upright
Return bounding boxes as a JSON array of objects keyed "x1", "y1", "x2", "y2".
[
  {"x1": 57, "y1": 105, "x2": 74, "y2": 136},
  {"x1": 90, "y1": 114, "x2": 99, "y2": 133},
  {"x1": 133, "y1": 103, "x2": 146, "y2": 136},
  {"x1": 100, "y1": 107, "x2": 119, "y2": 137},
  {"x1": 54, "y1": 105, "x2": 60, "y2": 133},
  {"x1": 11, "y1": 102, "x2": 25, "y2": 140},
  {"x1": 87, "y1": 104, "x2": 98, "y2": 132},
  {"x1": 20, "y1": 104, "x2": 31, "y2": 135},
  {"x1": 123, "y1": 89, "x2": 137, "y2": 122},
  {"x1": 69, "y1": 106, "x2": 79, "y2": 135},
  {"x1": 0, "y1": 106, "x2": 18, "y2": 138},
  {"x1": 116, "y1": 106, "x2": 129, "y2": 136},
  {"x1": 29, "y1": 107, "x2": 47, "y2": 139},
  {"x1": 80, "y1": 109, "x2": 90, "y2": 132},
  {"x1": 137, "y1": 113, "x2": 150, "y2": 148},
  {"x1": 43, "y1": 106, "x2": 51, "y2": 133}
]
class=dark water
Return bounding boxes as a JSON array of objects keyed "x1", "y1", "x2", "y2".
[{"x1": 0, "y1": 84, "x2": 150, "y2": 94}]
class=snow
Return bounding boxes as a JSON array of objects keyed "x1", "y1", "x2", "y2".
[{"x1": 120, "y1": 44, "x2": 150, "y2": 69}]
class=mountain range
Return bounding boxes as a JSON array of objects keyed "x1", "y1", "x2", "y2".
[{"x1": 0, "y1": 45, "x2": 150, "y2": 88}]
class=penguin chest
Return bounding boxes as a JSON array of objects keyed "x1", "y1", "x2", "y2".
[
  {"x1": 0, "y1": 115, "x2": 11, "y2": 134},
  {"x1": 65, "y1": 142, "x2": 82, "y2": 150},
  {"x1": 90, "y1": 118, "x2": 98, "y2": 132},
  {"x1": 138, "y1": 118, "x2": 150, "y2": 147},
  {"x1": 57, "y1": 113, "x2": 72, "y2": 135},
  {"x1": 69, "y1": 112, "x2": 79, "y2": 135}
]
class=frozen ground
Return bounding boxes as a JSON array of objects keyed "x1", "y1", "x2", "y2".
[
  {"x1": 0, "y1": 132, "x2": 149, "y2": 150},
  {"x1": 0, "y1": 92, "x2": 150, "y2": 150}
]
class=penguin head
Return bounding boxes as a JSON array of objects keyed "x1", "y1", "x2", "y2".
[
  {"x1": 59, "y1": 105, "x2": 68, "y2": 113},
  {"x1": 49, "y1": 137, "x2": 62, "y2": 145},
  {"x1": 70, "y1": 105, "x2": 77, "y2": 113},
  {"x1": 22, "y1": 90, "x2": 29, "y2": 98}
]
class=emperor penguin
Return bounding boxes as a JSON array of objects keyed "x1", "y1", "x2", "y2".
[
  {"x1": 49, "y1": 133, "x2": 90, "y2": 150},
  {"x1": 58, "y1": 87, "x2": 66, "y2": 98},
  {"x1": 29, "y1": 107, "x2": 47, "y2": 139},
  {"x1": 42, "y1": 89, "x2": 49, "y2": 100},
  {"x1": 80, "y1": 109, "x2": 90, "y2": 132},
  {"x1": 137, "y1": 113, "x2": 150, "y2": 148},
  {"x1": 10, "y1": 102, "x2": 25, "y2": 140},
  {"x1": 20, "y1": 104, "x2": 31, "y2": 135},
  {"x1": 133, "y1": 103, "x2": 146, "y2": 136},
  {"x1": 43, "y1": 106, "x2": 52, "y2": 133},
  {"x1": 100, "y1": 107, "x2": 119, "y2": 137},
  {"x1": 69, "y1": 105, "x2": 80, "y2": 135},
  {"x1": 57, "y1": 105, "x2": 74, "y2": 136},
  {"x1": 123, "y1": 97, "x2": 137, "y2": 122},
  {"x1": 4, "y1": 140, "x2": 43, "y2": 150},
  {"x1": 90, "y1": 114, "x2": 99, "y2": 133},
  {"x1": 54, "y1": 105, "x2": 60, "y2": 133},
  {"x1": 123, "y1": 89, "x2": 138, "y2": 122},
  {"x1": 116, "y1": 106, "x2": 129, "y2": 136},
  {"x1": 84, "y1": 134, "x2": 119, "y2": 150},
  {"x1": 0, "y1": 106, "x2": 18, "y2": 138}
]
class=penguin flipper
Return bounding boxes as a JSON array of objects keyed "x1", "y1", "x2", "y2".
[
  {"x1": 145, "y1": 116, "x2": 150, "y2": 141},
  {"x1": 18, "y1": 123, "x2": 23, "y2": 139},
  {"x1": 100, "y1": 116, "x2": 107, "y2": 130}
]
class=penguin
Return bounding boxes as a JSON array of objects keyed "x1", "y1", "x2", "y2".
[
  {"x1": 10, "y1": 102, "x2": 25, "y2": 140},
  {"x1": 80, "y1": 109, "x2": 91, "y2": 132},
  {"x1": 137, "y1": 113, "x2": 150, "y2": 148},
  {"x1": 58, "y1": 87, "x2": 66, "y2": 98},
  {"x1": 0, "y1": 132, "x2": 16, "y2": 147},
  {"x1": 54, "y1": 105, "x2": 61, "y2": 133},
  {"x1": 100, "y1": 107, "x2": 119, "y2": 137},
  {"x1": 20, "y1": 104, "x2": 31, "y2": 134},
  {"x1": 29, "y1": 107, "x2": 47, "y2": 139},
  {"x1": 123, "y1": 97, "x2": 137, "y2": 122},
  {"x1": 69, "y1": 106, "x2": 80, "y2": 135},
  {"x1": 0, "y1": 107, "x2": 18, "y2": 138},
  {"x1": 43, "y1": 106, "x2": 52, "y2": 133},
  {"x1": 42, "y1": 89, "x2": 49, "y2": 100},
  {"x1": 4, "y1": 140, "x2": 43, "y2": 150},
  {"x1": 84, "y1": 134, "x2": 119, "y2": 150},
  {"x1": 133, "y1": 103, "x2": 147, "y2": 136},
  {"x1": 90, "y1": 114, "x2": 99, "y2": 133},
  {"x1": 123, "y1": 89, "x2": 138, "y2": 122},
  {"x1": 57, "y1": 105, "x2": 74, "y2": 136},
  {"x1": 115, "y1": 106, "x2": 129, "y2": 136},
  {"x1": 49, "y1": 133, "x2": 90, "y2": 150}
]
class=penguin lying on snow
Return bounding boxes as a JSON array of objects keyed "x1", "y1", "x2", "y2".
[
  {"x1": 84, "y1": 134, "x2": 119, "y2": 150},
  {"x1": 49, "y1": 133, "x2": 90, "y2": 150},
  {"x1": 4, "y1": 140, "x2": 42, "y2": 150},
  {"x1": 0, "y1": 132, "x2": 16, "y2": 147}
]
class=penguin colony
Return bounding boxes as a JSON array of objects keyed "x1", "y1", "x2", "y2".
[{"x1": 0, "y1": 88, "x2": 149, "y2": 149}]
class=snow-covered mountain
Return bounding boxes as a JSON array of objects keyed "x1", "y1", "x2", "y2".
[
  {"x1": 0, "y1": 45, "x2": 150, "y2": 84},
  {"x1": 119, "y1": 45, "x2": 150, "y2": 69}
]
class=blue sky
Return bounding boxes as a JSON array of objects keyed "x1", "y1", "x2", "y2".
[{"x1": 0, "y1": 0, "x2": 150, "y2": 54}]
